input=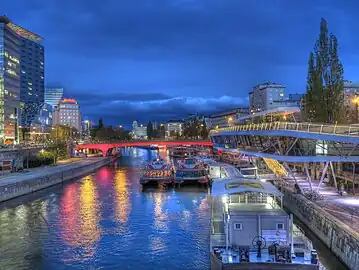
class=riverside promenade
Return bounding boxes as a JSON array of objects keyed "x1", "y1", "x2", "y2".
[{"x1": 0, "y1": 157, "x2": 111, "y2": 203}]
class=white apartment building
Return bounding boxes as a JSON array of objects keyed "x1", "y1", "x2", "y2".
[
  {"x1": 132, "y1": 121, "x2": 147, "y2": 139},
  {"x1": 53, "y1": 98, "x2": 81, "y2": 131},
  {"x1": 249, "y1": 82, "x2": 286, "y2": 112},
  {"x1": 165, "y1": 120, "x2": 184, "y2": 138}
]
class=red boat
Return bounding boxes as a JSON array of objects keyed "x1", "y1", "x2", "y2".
[
  {"x1": 174, "y1": 157, "x2": 209, "y2": 186},
  {"x1": 140, "y1": 158, "x2": 174, "y2": 186}
]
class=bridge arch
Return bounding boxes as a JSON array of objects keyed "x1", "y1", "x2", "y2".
[{"x1": 76, "y1": 140, "x2": 212, "y2": 157}]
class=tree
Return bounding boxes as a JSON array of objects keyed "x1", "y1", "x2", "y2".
[
  {"x1": 98, "y1": 118, "x2": 104, "y2": 129},
  {"x1": 147, "y1": 121, "x2": 154, "y2": 139},
  {"x1": 200, "y1": 121, "x2": 209, "y2": 139},
  {"x1": 304, "y1": 18, "x2": 345, "y2": 124}
]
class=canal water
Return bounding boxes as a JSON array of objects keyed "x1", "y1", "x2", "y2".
[{"x1": 0, "y1": 148, "x2": 347, "y2": 270}]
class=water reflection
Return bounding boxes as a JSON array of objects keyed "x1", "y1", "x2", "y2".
[
  {"x1": 59, "y1": 175, "x2": 100, "y2": 254},
  {"x1": 0, "y1": 148, "x2": 347, "y2": 270},
  {"x1": 114, "y1": 169, "x2": 130, "y2": 224}
]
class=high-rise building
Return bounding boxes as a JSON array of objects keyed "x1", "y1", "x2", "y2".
[
  {"x1": 45, "y1": 87, "x2": 64, "y2": 109},
  {"x1": 249, "y1": 82, "x2": 286, "y2": 112},
  {"x1": 18, "y1": 24, "x2": 44, "y2": 129},
  {"x1": 0, "y1": 16, "x2": 22, "y2": 144},
  {"x1": 53, "y1": 98, "x2": 81, "y2": 131}
]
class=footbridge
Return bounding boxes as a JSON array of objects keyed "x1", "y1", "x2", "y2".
[
  {"x1": 210, "y1": 120, "x2": 359, "y2": 190},
  {"x1": 76, "y1": 140, "x2": 212, "y2": 156}
]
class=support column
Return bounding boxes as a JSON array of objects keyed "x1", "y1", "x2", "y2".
[
  {"x1": 317, "y1": 162, "x2": 329, "y2": 192},
  {"x1": 329, "y1": 161, "x2": 338, "y2": 189},
  {"x1": 304, "y1": 163, "x2": 313, "y2": 191}
]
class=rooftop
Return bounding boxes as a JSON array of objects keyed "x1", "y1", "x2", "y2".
[
  {"x1": 1, "y1": 16, "x2": 43, "y2": 42},
  {"x1": 211, "y1": 178, "x2": 283, "y2": 197}
]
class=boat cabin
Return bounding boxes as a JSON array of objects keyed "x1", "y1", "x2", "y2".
[{"x1": 210, "y1": 178, "x2": 318, "y2": 268}]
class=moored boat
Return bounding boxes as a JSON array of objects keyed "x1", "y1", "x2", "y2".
[
  {"x1": 209, "y1": 163, "x2": 319, "y2": 270},
  {"x1": 174, "y1": 157, "x2": 209, "y2": 186},
  {"x1": 168, "y1": 146, "x2": 197, "y2": 158},
  {"x1": 140, "y1": 158, "x2": 174, "y2": 186}
]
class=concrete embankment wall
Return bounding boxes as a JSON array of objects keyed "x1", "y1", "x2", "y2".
[
  {"x1": 0, "y1": 158, "x2": 111, "y2": 203},
  {"x1": 280, "y1": 186, "x2": 359, "y2": 270}
]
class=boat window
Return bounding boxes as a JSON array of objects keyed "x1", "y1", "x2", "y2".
[
  {"x1": 184, "y1": 159, "x2": 196, "y2": 165},
  {"x1": 276, "y1": 223, "x2": 284, "y2": 230},
  {"x1": 234, "y1": 223, "x2": 243, "y2": 230},
  {"x1": 240, "y1": 168, "x2": 256, "y2": 176},
  {"x1": 220, "y1": 167, "x2": 227, "y2": 178},
  {"x1": 213, "y1": 221, "x2": 225, "y2": 234},
  {"x1": 226, "y1": 182, "x2": 264, "y2": 190}
]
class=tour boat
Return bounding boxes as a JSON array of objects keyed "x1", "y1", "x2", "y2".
[
  {"x1": 174, "y1": 157, "x2": 209, "y2": 186},
  {"x1": 209, "y1": 163, "x2": 319, "y2": 270},
  {"x1": 168, "y1": 146, "x2": 198, "y2": 158},
  {"x1": 140, "y1": 158, "x2": 174, "y2": 186}
]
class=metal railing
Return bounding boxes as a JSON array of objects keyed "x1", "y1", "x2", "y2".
[{"x1": 210, "y1": 121, "x2": 359, "y2": 137}]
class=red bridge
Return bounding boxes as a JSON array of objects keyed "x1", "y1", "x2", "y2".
[{"x1": 76, "y1": 140, "x2": 213, "y2": 156}]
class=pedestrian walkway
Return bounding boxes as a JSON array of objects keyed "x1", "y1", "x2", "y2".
[
  {"x1": 0, "y1": 157, "x2": 103, "y2": 187},
  {"x1": 282, "y1": 173, "x2": 359, "y2": 233}
]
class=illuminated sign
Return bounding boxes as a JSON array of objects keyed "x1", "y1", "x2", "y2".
[
  {"x1": 60, "y1": 98, "x2": 77, "y2": 104},
  {"x1": 7, "y1": 22, "x2": 43, "y2": 42}
]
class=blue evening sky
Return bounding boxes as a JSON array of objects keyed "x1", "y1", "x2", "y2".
[{"x1": 3, "y1": 0, "x2": 359, "y2": 127}]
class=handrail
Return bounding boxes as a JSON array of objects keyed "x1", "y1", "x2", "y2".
[{"x1": 210, "y1": 121, "x2": 359, "y2": 137}]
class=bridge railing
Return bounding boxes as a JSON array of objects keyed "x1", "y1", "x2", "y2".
[{"x1": 210, "y1": 121, "x2": 359, "y2": 137}]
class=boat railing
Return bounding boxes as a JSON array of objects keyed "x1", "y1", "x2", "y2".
[{"x1": 210, "y1": 121, "x2": 359, "y2": 137}]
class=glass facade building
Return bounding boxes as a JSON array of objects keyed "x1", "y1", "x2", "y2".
[
  {"x1": 0, "y1": 17, "x2": 21, "y2": 144},
  {"x1": 19, "y1": 32, "x2": 44, "y2": 128},
  {"x1": 45, "y1": 87, "x2": 64, "y2": 110}
]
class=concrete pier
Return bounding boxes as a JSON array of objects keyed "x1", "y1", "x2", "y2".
[
  {"x1": 0, "y1": 157, "x2": 111, "y2": 203},
  {"x1": 279, "y1": 184, "x2": 359, "y2": 270}
]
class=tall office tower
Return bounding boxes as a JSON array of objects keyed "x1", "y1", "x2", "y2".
[
  {"x1": 0, "y1": 16, "x2": 22, "y2": 144},
  {"x1": 3, "y1": 17, "x2": 45, "y2": 132},
  {"x1": 45, "y1": 87, "x2": 64, "y2": 109}
]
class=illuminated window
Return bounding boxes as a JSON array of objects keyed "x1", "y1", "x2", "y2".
[
  {"x1": 280, "y1": 93, "x2": 284, "y2": 97},
  {"x1": 28, "y1": 82, "x2": 32, "y2": 86},
  {"x1": 28, "y1": 87, "x2": 32, "y2": 90}
]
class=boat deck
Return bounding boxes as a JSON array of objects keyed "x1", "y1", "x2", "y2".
[{"x1": 213, "y1": 248, "x2": 316, "y2": 265}]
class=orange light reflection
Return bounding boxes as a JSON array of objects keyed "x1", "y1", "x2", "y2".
[{"x1": 114, "y1": 170, "x2": 130, "y2": 223}]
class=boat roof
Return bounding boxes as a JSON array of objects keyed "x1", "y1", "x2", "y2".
[{"x1": 211, "y1": 178, "x2": 283, "y2": 197}]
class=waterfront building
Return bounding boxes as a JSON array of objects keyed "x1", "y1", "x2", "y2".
[
  {"x1": 165, "y1": 120, "x2": 184, "y2": 138},
  {"x1": 53, "y1": 98, "x2": 81, "y2": 131},
  {"x1": 132, "y1": 121, "x2": 147, "y2": 139},
  {"x1": 249, "y1": 82, "x2": 286, "y2": 112},
  {"x1": 45, "y1": 87, "x2": 64, "y2": 110},
  {"x1": 18, "y1": 23, "x2": 44, "y2": 130},
  {"x1": 209, "y1": 108, "x2": 249, "y2": 129},
  {"x1": 0, "y1": 17, "x2": 22, "y2": 144}
]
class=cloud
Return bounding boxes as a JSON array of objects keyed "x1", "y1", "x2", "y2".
[{"x1": 74, "y1": 92, "x2": 248, "y2": 127}]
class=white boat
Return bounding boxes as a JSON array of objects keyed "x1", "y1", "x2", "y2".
[
  {"x1": 209, "y1": 164, "x2": 319, "y2": 270},
  {"x1": 140, "y1": 158, "x2": 174, "y2": 186}
]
